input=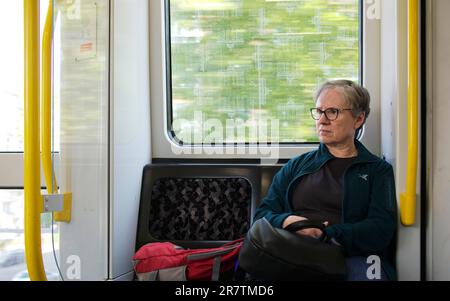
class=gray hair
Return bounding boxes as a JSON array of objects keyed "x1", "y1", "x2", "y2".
[{"x1": 314, "y1": 80, "x2": 371, "y2": 129}]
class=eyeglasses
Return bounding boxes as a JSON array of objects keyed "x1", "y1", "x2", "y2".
[{"x1": 310, "y1": 108, "x2": 353, "y2": 121}]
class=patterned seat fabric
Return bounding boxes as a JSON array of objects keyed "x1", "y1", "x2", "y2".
[{"x1": 149, "y1": 178, "x2": 251, "y2": 241}]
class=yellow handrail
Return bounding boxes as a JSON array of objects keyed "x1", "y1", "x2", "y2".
[
  {"x1": 24, "y1": 0, "x2": 47, "y2": 281},
  {"x1": 41, "y1": 1, "x2": 72, "y2": 223},
  {"x1": 400, "y1": 0, "x2": 419, "y2": 226},
  {"x1": 42, "y1": 1, "x2": 57, "y2": 194}
]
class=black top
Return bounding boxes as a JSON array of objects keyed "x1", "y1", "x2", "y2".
[{"x1": 291, "y1": 157, "x2": 356, "y2": 226}]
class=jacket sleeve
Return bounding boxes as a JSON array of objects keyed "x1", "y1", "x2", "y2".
[
  {"x1": 253, "y1": 160, "x2": 295, "y2": 229},
  {"x1": 325, "y1": 162, "x2": 398, "y2": 255}
]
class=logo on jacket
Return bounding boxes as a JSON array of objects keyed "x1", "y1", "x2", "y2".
[{"x1": 358, "y1": 174, "x2": 369, "y2": 181}]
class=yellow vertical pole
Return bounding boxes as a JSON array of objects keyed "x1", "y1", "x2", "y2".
[
  {"x1": 42, "y1": 1, "x2": 57, "y2": 194},
  {"x1": 400, "y1": 0, "x2": 419, "y2": 226},
  {"x1": 41, "y1": 1, "x2": 72, "y2": 223},
  {"x1": 24, "y1": 0, "x2": 47, "y2": 281}
]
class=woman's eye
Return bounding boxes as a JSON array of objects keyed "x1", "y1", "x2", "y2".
[{"x1": 328, "y1": 109, "x2": 338, "y2": 114}]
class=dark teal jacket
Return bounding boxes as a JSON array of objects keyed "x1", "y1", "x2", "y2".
[{"x1": 254, "y1": 140, "x2": 398, "y2": 281}]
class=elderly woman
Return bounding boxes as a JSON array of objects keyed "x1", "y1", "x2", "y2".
[{"x1": 253, "y1": 80, "x2": 397, "y2": 281}]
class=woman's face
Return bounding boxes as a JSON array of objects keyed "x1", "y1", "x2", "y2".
[{"x1": 315, "y1": 88, "x2": 365, "y2": 146}]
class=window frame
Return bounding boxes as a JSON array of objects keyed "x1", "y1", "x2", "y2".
[
  {"x1": 0, "y1": 0, "x2": 60, "y2": 188},
  {"x1": 0, "y1": 153, "x2": 60, "y2": 188},
  {"x1": 150, "y1": 0, "x2": 381, "y2": 160}
]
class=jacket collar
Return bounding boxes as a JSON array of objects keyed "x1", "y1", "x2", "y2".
[{"x1": 317, "y1": 139, "x2": 380, "y2": 164}]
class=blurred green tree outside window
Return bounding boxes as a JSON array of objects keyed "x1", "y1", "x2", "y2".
[{"x1": 169, "y1": 0, "x2": 360, "y2": 144}]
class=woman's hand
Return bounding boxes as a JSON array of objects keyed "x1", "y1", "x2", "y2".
[
  {"x1": 297, "y1": 221, "x2": 329, "y2": 239},
  {"x1": 283, "y1": 216, "x2": 329, "y2": 239},
  {"x1": 296, "y1": 227, "x2": 323, "y2": 239}
]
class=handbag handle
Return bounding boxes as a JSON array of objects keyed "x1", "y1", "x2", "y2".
[{"x1": 284, "y1": 220, "x2": 328, "y2": 242}]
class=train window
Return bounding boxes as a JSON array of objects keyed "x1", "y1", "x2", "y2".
[
  {"x1": 0, "y1": 1, "x2": 24, "y2": 152},
  {"x1": 0, "y1": 0, "x2": 59, "y2": 186},
  {"x1": 0, "y1": 190, "x2": 61, "y2": 281},
  {"x1": 0, "y1": 0, "x2": 60, "y2": 153},
  {"x1": 166, "y1": 0, "x2": 361, "y2": 145}
]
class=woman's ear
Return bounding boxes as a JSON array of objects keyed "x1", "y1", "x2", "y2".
[{"x1": 354, "y1": 112, "x2": 366, "y2": 130}]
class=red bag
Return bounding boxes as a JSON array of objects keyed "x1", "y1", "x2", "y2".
[{"x1": 133, "y1": 238, "x2": 243, "y2": 281}]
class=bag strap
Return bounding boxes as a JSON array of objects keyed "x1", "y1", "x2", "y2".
[
  {"x1": 284, "y1": 220, "x2": 328, "y2": 241},
  {"x1": 186, "y1": 241, "x2": 243, "y2": 281},
  {"x1": 211, "y1": 256, "x2": 221, "y2": 281},
  {"x1": 186, "y1": 244, "x2": 241, "y2": 261}
]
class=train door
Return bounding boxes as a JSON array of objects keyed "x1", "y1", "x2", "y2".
[
  {"x1": 0, "y1": 0, "x2": 130, "y2": 281},
  {"x1": 0, "y1": 0, "x2": 63, "y2": 281},
  {"x1": 2, "y1": 0, "x2": 151, "y2": 281},
  {"x1": 52, "y1": 0, "x2": 110, "y2": 280},
  {"x1": 48, "y1": 0, "x2": 151, "y2": 280}
]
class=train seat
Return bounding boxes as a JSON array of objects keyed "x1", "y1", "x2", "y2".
[{"x1": 135, "y1": 164, "x2": 269, "y2": 250}]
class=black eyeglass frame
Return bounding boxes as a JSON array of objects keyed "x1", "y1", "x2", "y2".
[{"x1": 310, "y1": 108, "x2": 353, "y2": 121}]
